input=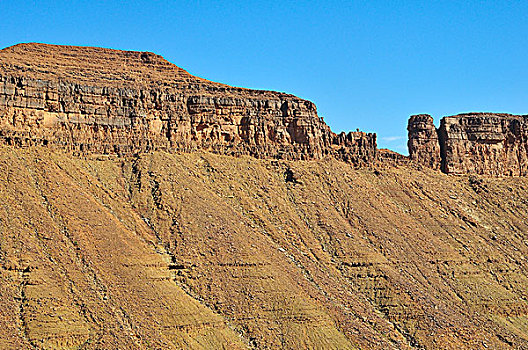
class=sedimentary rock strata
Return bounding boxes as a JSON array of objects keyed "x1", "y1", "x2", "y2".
[
  {"x1": 2, "y1": 42, "x2": 528, "y2": 349},
  {"x1": 0, "y1": 43, "x2": 376, "y2": 164},
  {"x1": 407, "y1": 114, "x2": 441, "y2": 170},
  {"x1": 408, "y1": 112, "x2": 528, "y2": 176},
  {"x1": 441, "y1": 113, "x2": 528, "y2": 175}
]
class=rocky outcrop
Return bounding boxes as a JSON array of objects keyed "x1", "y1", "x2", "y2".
[
  {"x1": 407, "y1": 114, "x2": 441, "y2": 170},
  {"x1": 441, "y1": 113, "x2": 528, "y2": 176},
  {"x1": 408, "y1": 112, "x2": 528, "y2": 176},
  {"x1": 0, "y1": 43, "x2": 376, "y2": 164}
]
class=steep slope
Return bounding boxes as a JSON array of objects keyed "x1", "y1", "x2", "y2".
[
  {"x1": 1, "y1": 146, "x2": 528, "y2": 349},
  {"x1": 1, "y1": 42, "x2": 528, "y2": 349},
  {"x1": 0, "y1": 147, "x2": 246, "y2": 349}
]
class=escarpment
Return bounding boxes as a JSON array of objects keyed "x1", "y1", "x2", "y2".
[
  {"x1": 2, "y1": 43, "x2": 528, "y2": 350},
  {"x1": 0, "y1": 43, "x2": 376, "y2": 164},
  {"x1": 408, "y1": 112, "x2": 528, "y2": 176}
]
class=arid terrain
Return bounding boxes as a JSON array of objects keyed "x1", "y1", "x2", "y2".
[{"x1": 0, "y1": 44, "x2": 527, "y2": 349}]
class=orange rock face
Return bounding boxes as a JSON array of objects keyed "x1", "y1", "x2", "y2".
[
  {"x1": 407, "y1": 114, "x2": 441, "y2": 170},
  {"x1": 0, "y1": 43, "x2": 376, "y2": 164},
  {"x1": 441, "y1": 113, "x2": 528, "y2": 175},
  {"x1": 408, "y1": 112, "x2": 528, "y2": 175}
]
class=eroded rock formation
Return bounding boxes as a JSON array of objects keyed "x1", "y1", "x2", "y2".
[
  {"x1": 441, "y1": 113, "x2": 528, "y2": 176},
  {"x1": 408, "y1": 112, "x2": 528, "y2": 176},
  {"x1": 2, "y1": 43, "x2": 528, "y2": 350},
  {"x1": 407, "y1": 114, "x2": 441, "y2": 170},
  {"x1": 0, "y1": 43, "x2": 376, "y2": 164}
]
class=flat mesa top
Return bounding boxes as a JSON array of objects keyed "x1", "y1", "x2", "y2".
[
  {"x1": 450, "y1": 112, "x2": 528, "y2": 119},
  {"x1": 0, "y1": 43, "x2": 295, "y2": 99}
]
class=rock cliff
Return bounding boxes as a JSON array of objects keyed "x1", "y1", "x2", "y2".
[
  {"x1": 0, "y1": 43, "x2": 376, "y2": 164},
  {"x1": 407, "y1": 114, "x2": 441, "y2": 170},
  {"x1": 408, "y1": 112, "x2": 528, "y2": 176},
  {"x1": 2, "y1": 43, "x2": 528, "y2": 350}
]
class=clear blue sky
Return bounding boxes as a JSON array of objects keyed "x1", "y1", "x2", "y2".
[{"x1": 1, "y1": 1, "x2": 527, "y2": 154}]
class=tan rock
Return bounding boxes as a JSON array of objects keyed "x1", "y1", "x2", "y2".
[
  {"x1": 408, "y1": 112, "x2": 528, "y2": 176},
  {"x1": 0, "y1": 43, "x2": 377, "y2": 163}
]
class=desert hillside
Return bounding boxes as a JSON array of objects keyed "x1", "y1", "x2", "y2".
[
  {"x1": 0, "y1": 147, "x2": 527, "y2": 349},
  {"x1": 0, "y1": 43, "x2": 527, "y2": 349}
]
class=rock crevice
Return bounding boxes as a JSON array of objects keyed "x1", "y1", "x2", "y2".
[{"x1": 408, "y1": 112, "x2": 528, "y2": 176}]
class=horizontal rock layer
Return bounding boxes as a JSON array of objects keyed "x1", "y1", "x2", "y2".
[
  {"x1": 407, "y1": 114, "x2": 441, "y2": 170},
  {"x1": 408, "y1": 113, "x2": 528, "y2": 176},
  {"x1": 0, "y1": 43, "x2": 376, "y2": 164}
]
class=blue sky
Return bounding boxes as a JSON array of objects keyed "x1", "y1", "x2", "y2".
[{"x1": 1, "y1": 1, "x2": 527, "y2": 154}]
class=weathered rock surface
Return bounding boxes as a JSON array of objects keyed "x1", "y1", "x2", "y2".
[
  {"x1": 0, "y1": 43, "x2": 376, "y2": 164},
  {"x1": 407, "y1": 114, "x2": 441, "y2": 170},
  {"x1": 4, "y1": 42, "x2": 528, "y2": 349},
  {"x1": 441, "y1": 113, "x2": 528, "y2": 175},
  {"x1": 408, "y1": 112, "x2": 528, "y2": 176}
]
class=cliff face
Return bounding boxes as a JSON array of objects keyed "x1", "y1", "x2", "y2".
[
  {"x1": 0, "y1": 43, "x2": 376, "y2": 164},
  {"x1": 441, "y1": 113, "x2": 528, "y2": 176},
  {"x1": 2, "y1": 43, "x2": 528, "y2": 350},
  {"x1": 407, "y1": 114, "x2": 441, "y2": 169},
  {"x1": 408, "y1": 112, "x2": 528, "y2": 176}
]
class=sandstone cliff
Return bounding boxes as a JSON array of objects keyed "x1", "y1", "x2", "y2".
[
  {"x1": 0, "y1": 43, "x2": 376, "y2": 164},
  {"x1": 407, "y1": 114, "x2": 441, "y2": 170},
  {"x1": 1, "y1": 43, "x2": 528, "y2": 350},
  {"x1": 408, "y1": 112, "x2": 528, "y2": 176}
]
